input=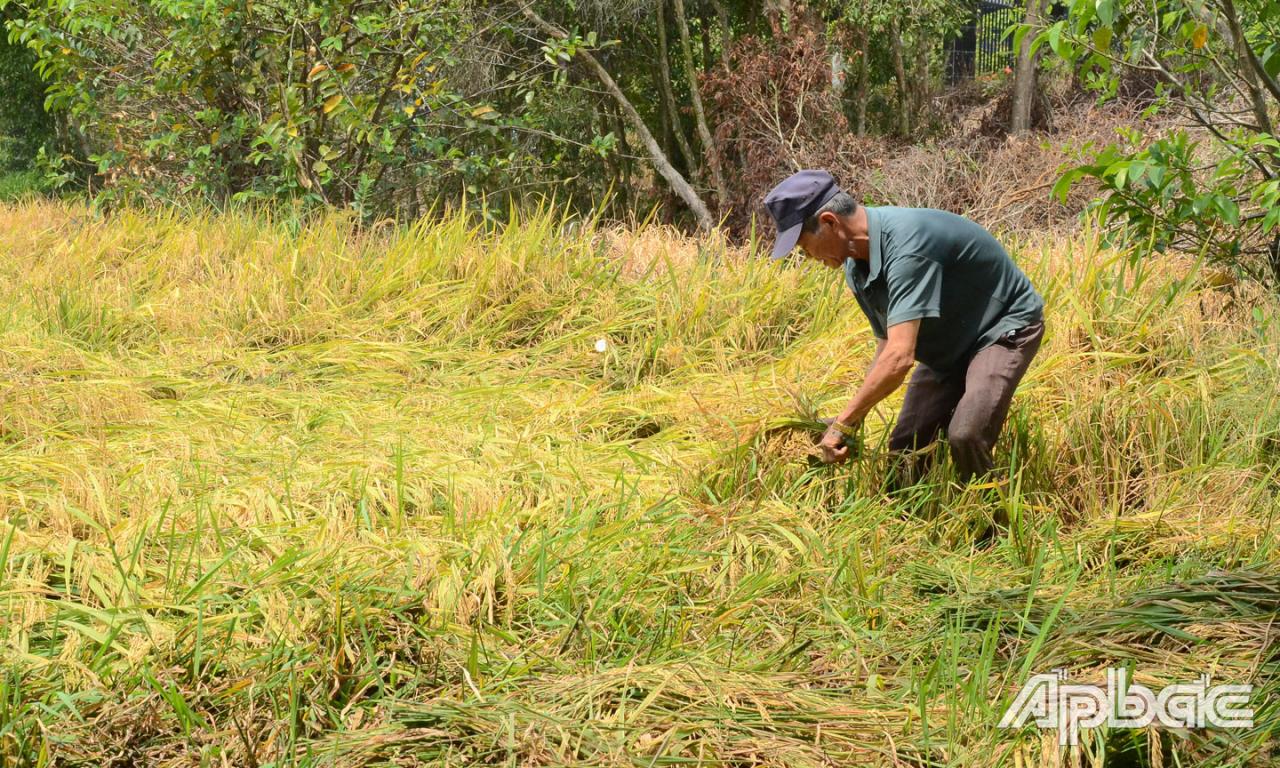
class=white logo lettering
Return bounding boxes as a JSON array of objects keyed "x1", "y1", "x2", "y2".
[{"x1": 999, "y1": 668, "x2": 1254, "y2": 745}]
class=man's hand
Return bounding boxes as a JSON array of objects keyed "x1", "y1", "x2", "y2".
[{"x1": 818, "y1": 420, "x2": 857, "y2": 464}]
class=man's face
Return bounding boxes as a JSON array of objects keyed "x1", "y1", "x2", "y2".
[{"x1": 795, "y1": 212, "x2": 850, "y2": 269}]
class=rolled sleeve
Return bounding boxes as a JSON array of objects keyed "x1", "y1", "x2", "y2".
[{"x1": 886, "y1": 255, "x2": 943, "y2": 326}]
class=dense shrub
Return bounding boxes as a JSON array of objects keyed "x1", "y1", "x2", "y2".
[{"x1": 0, "y1": 6, "x2": 54, "y2": 170}]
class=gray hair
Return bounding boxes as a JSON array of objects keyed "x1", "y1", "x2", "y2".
[{"x1": 801, "y1": 191, "x2": 858, "y2": 234}]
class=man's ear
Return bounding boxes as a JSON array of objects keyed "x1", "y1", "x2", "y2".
[{"x1": 818, "y1": 210, "x2": 840, "y2": 230}]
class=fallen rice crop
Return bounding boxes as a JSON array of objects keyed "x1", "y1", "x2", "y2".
[{"x1": 0, "y1": 200, "x2": 1277, "y2": 766}]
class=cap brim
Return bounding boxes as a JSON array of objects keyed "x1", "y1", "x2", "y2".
[{"x1": 770, "y1": 222, "x2": 803, "y2": 261}]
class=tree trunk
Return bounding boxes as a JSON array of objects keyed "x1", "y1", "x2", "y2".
[
  {"x1": 889, "y1": 18, "x2": 911, "y2": 136},
  {"x1": 611, "y1": 100, "x2": 632, "y2": 211},
  {"x1": 698, "y1": 7, "x2": 714, "y2": 74},
  {"x1": 673, "y1": 0, "x2": 728, "y2": 211},
  {"x1": 657, "y1": 77, "x2": 675, "y2": 160},
  {"x1": 854, "y1": 23, "x2": 869, "y2": 135},
  {"x1": 831, "y1": 48, "x2": 847, "y2": 101},
  {"x1": 911, "y1": 31, "x2": 931, "y2": 125},
  {"x1": 657, "y1": 0, "x2": 698, "y2": 176},
  {"x1": 1010, "y1": 0, "x2": 1047, "y2": 133},
  {"x1": 713, "y1": 0, "x2": 733, "y2": 71},
  {"x1": 1219, "y1": 0, "x2": 1275, "y2": 136},
  {"x1": 520, "y1": 4, "x2": 713, "y2": 230},
  {"x1": 409, "y1": 178, "x2": 423, "y2": 222}
]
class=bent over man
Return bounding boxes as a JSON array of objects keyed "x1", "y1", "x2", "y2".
[{"x1": 763, "y1": 169, "x2": 1045, "y2": 484}]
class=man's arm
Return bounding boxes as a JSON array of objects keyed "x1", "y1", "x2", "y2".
[
  {"x1": 818, "y1": 322, "x2": 918, "y2": 463},
  {"x1": 866, "y1": 337, "x2": 886, "y2": 376},
  {"x1": 839, "y1": 322, "x2": 915, "y2": 425}
]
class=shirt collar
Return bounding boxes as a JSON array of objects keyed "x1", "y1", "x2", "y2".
[{"x1": 842, "y1": 206, "x2": 883, "y2": 290}]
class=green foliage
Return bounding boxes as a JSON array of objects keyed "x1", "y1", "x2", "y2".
[
  {"x1": 1, "y1": 0, "x2": 620, "y2": 215},
  {"x1": 0, "y1": 0, "x2": 1021, "y2": 220},
  {"x1": 0, "y1": 168, "x2": 41, "y2": 199},
  {"x1": 820, "y1": 0, "x2": 970, "y2": 135},
  {"x1": 0, "y1": 6, "x2": 54, "y2": 170},
  {"x1": 1043, "y1": 0, "x2": 1280, "y2": 286},
  {"x1": 4, "y1": 0, "x2": 477, "y2": 210}
]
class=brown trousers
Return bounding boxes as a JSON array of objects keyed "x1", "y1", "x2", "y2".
[{"x1": 888, "y1": 319, "x2": 1045, "y2": 484}]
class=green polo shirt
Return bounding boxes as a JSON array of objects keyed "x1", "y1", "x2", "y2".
[{"x1": 843, "y1": 206, "x2": 1044, "y2": 374}]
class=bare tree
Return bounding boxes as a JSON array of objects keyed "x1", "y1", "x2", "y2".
[
  {"x1": 672, "y1": 0, "x2": 728, "y2": 209},
  {"x1": 519, "y1": 3, "x2": 715, "y2": 230},
  {"x1": 888, "y1": 17, "x2": 911, "y2": 136},
  {"x1": 656, "y1": 0, "x2": 698, "y2": 175}
]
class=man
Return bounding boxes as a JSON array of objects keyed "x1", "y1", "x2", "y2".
[{"x1": 763, "y1": 169, "x2": 1045, "y2": 484}]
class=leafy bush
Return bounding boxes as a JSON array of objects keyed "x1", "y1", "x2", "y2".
[
  {"x1": 0, "y1": 168, "x2": 41, "y2": 199},
  {"x1": 2, "y1": 0, "x2": 620, "y2": 215},
  {"x1": 0, "y1": 5, "x2": 54, "y2": 170},
  {"x1": 1040, "y1": 0, "x2": 1280, "y2": 287}
]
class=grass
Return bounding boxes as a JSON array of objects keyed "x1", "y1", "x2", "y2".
[
  {"x1": 0, "y1": 170, "x2": 43, "y2": 203},
  {"x1": 0, "y1": 199, "x2": 1277, "y2": 767}
]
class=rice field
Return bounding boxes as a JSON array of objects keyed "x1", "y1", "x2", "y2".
[{"x1": 0, "y1": 199, "x2": 1277, "y2": 767}]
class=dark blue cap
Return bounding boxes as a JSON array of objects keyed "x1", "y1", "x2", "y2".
[{"x1": 762, "y1": 169, "x2": 841, "y2": 260}]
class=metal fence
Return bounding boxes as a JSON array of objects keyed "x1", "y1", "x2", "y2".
[{"x1": 944, "y1": 0, "x2": 1022, "y2": 84}]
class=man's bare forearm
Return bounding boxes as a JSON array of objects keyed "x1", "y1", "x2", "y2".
[
  {"x1": 836, "y1": 339, "x2": 911, "y2": 427},
  {"x1": 866, "y1": 338, "x2": 885, "y2": 376}
]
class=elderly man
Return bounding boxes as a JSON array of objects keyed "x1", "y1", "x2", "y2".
[{"x1": 764, "y1": 169, "x2": 1045, "y2": 484}]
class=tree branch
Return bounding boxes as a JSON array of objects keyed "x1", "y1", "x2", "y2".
[{"x1": 517, "y1": 2, "x2": 714, "y2": 230}]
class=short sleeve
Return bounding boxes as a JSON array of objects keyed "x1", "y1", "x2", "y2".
[{"x1": 886, "y1": 255, "x2": 943, "y2": 326}]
